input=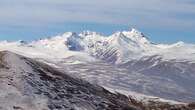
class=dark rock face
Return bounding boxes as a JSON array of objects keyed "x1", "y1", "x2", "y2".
[{"x1": 0, "y1": 51, "x2": 137, "y2": 110}]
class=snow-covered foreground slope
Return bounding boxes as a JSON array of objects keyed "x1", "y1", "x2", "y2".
[
  {"x1": 0, "y1": 28, "x2": 195, "y2": 103},
  {"x1": 0, "y1": 51, "x2": 139, "y2": 110}
]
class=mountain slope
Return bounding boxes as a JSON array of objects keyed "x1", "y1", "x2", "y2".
[
  {"x1": 0, "y1": 51, "x2": 138, "y2": 110},
  {"x1": 0, "y1": 28, "x2": 195, "y2": 103},
  {"x1": 119, "y1": 55, "x2": 195, "y2": 102},
  {"x1": 56, "y1": 59, "x2": 195, "y2": 103}
]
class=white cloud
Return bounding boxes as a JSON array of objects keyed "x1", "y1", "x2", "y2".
[{"x1": 0, "y1": 0, "x2": 194, "y2": 30}]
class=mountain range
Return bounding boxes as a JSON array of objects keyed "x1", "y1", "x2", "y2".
[{"x1": 0, "y1": 28, "x2": 195, "y2": 109}]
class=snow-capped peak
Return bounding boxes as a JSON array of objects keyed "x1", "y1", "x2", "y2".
[
  {"x1": 131, "y1": 28, "x2": 142, "y2": 34},
  {"x1": 122, "y1": 28, "x2": 145, "y2": 38},
  {"x1": 0, "y1": 28, "x2": 194, "y2": 64},
  {"x1": 122, "y1": 28, "x2": 150, "y2": 45}
]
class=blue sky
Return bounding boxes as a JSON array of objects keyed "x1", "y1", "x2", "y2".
[{"x1": 0, "y1": 0, "x2": 195, "y2": 43}]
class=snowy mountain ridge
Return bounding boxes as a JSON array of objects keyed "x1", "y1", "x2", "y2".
[{"x1": 0, "y1": 28, "x2": 195, "y2": 64}]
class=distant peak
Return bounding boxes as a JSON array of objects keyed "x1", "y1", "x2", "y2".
[
  {"x1": 124, "y1": 28, "x2": 149, "y2": 40},
  {"x1": 130, "y1": 28, "x2": 141, "y2": 34},
  {"x1": 129, "y1": 28, "x2": 146, "y2": 38}
]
